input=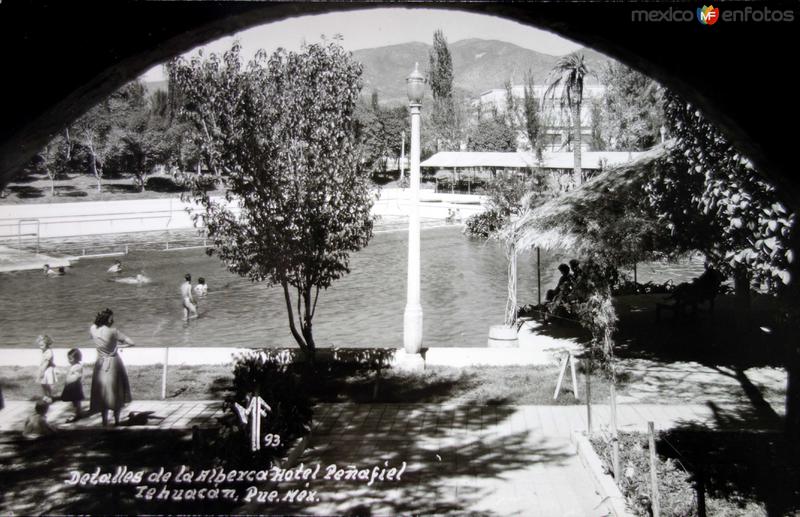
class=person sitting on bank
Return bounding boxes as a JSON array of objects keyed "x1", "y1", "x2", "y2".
[{"x1": 546, "y1": 263, "x2": 573, "y2": 302}]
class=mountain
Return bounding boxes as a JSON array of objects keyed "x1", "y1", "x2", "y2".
[
  {"x1": 142, "y1": 39, "x2": 613, "y2": 104},
  {"x1": 353, "y1": 39, "x2": 612, "y2": 105}
]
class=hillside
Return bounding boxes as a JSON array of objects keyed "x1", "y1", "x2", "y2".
[
  {"x1": 144, "y1": 39, "x2": 613, "y2": 105},
  {"x1": 352, "y1": 39, "x2": 612, "y2": 105}
]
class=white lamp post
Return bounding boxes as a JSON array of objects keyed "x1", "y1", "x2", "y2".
[
  {"x1": 400, "y1": 130, "x2": 406, "y2": 183},
  {"x1": 403, "y1": 63, "x2": 425, "y2": 356}
]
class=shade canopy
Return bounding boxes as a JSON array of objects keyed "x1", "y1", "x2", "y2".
[
  {"x1": 421, "y1": 151, "x2": 645, "y2": 170},
  {"x1": 506, "y1": 144, "x2": 670, "y2": 265}
]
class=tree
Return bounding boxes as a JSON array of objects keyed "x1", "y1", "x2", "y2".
[
  {"x1": 646, "y1": 90, "x2": 798, "y2": 437},
  {"x1": 170, "y1": 41, "x2": 374, "y2": 359},
  {"x1": 428, "y1": 29, "x2": 458, "y2": 151},
  {"x1": 544, "y1": 53, "x2": 591, "y2": 186},
  {"x1": 467, "y1": 117, "x2": 517, "y2": 152},
  {"x1": 71, "y1": 81, "x2": 147, "y2": 191},
  {"x1": 599, "y1": 62, "x2": 664, "y2": 151},
  {"x1": 355, "y1": 94, "x2": 409, "y2": 179},
  {"x1": 104, "y1": 112, "x2": 171, "y2": 191},
  {"x1": 648, "y1": 91, "x2": 794, "y2": 295},
  {"x1": 589, "y1": 98, "x2": 605, "y2": 151},
  {"x1": 504, "y1": 80, "x2": 518, "y2": 131},
  {"x1": 522, "y1": 70, "x2": 545, "y2": 161}
]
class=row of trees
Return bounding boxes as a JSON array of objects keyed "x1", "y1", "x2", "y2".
[
  {"x1": 26, "y1": 81, "x2": 202, "y2": 194},
  {"x1": 19, "y1": 29, "x2": 662, "y2": 197}
]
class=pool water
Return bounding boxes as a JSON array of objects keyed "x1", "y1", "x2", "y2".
[{"x1": 0, "y1": 226, "x2": 703, "y2": 349}]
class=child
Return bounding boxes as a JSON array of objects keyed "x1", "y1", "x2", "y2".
[
  {"x1": 36, "y1": 335, "x2": 56, "y2": 403},
  {"x1": 193, "y1": 277, "x2": 208, "y2": 298},
  {"x1": 23, "y1": 399, "x2": 56, "y2": 438},
  {"x1": 60, "y1": 348, "x2": 84, "y2": 422},
  {"x1": 107, "y1": 259, "x2": 123, "y2": 273}
]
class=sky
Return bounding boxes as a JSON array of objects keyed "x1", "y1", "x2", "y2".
[{"x1": 141, "y1": 8, "x2": 583, "y2": 82}]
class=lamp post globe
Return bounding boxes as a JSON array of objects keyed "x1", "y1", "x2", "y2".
[{"x1": 406, "y1": 62, "x2": 425, "y2": 105}]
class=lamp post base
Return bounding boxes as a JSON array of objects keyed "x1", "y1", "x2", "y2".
[
  {"x1": 403, "y1": 304, "x2": 423, "y2": 354},
  {"x1": 394, "y1": 348, "x2": 426, "y2": 372}
]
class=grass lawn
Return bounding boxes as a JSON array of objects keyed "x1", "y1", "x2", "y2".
[
  {"x1": 0, "y1": 171, "x2": 421, "y2": 205},
  {"x1": 0, "y1": 363, "x2": 611, "y2": 405},
  {"x1": 0, "y1": 171, "x2": 210, "y2": 204}
]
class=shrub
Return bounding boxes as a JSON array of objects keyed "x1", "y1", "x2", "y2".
[
  {"x1": 145, "y1": 176, "x2": 184, "y2": 193},
  {"x1": 590, "y1": 432, "x2": 768, "y2": 517},
  {"x1": 210, "y1": 351, "x2": 313, "y2": 467},
  {"x1": 464, "y1": 209, "x2": 506, "y2": 239}
]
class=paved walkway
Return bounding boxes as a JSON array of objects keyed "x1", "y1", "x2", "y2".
[{"x1": 0, "y1": 400, "x2": 744, "y2": 516}]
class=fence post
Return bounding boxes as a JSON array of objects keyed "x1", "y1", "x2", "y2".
[
  {"x1": 648, "y1": 421, "x2": 661, "y2": 517},
  {"x1": 586, "y1": 368, "x2": 592, "y2": 436},
  {"x1": 161, "y1": 347, "x2": 169, "y2": 400},
  {"x1": 125, "y1": 244, "x2": 129, "y2": 255},
  {"x1": 610, "y1": 383, "x2": 620, "y2": 480}
]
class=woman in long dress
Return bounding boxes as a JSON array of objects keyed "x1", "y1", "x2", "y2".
[{"x1": 89, "y1": 308, "x2": 135, "y2": 426}]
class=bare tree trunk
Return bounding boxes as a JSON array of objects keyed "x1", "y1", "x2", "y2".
[
  {"x1": 64, "y1": 127, "x2": 72, "y2": 162},
  {"x1": 301, "y1": 285, "x2": 316, "y2": 363},
  {"x1": 787, "y1": 347, "x2": 800, "y2": 441},
  {"x1": 733, "y1": 264, "x2": 751, "y2": 313},
  {"x1": 572, "y1": 101, "x2": 582, "y2": 186},
  {"x1": 505, "y1": 243, "x2": 518, "y2": 327},
  {"x1": 85, "y1": 133, "x2": 101, "y2": 192},
  {"x1": 784, "y1": 230, "x2": 800, "y2": 441},
  {"x1": 281, "y1": 280, "x2": 309, "y2": 352}
]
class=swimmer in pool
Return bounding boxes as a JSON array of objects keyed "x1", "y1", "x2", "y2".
[
  {"x1": 115, "y1": 272, "x2": 150, "y2": 285},
  {"x1": 181, "y1": 273, "x2": 198, "y2": 320},
  {"x1": 193, "y1": 277, "x2": 208, "y2": 298},
  {"x1": 107, "y1": 259, "x2": 123, "y2": 273},
  {"x1": 43, "y1": 265, "x2": 65, "y2": 276}
]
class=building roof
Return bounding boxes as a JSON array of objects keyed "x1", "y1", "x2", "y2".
[
  {"x1": 542, "y1": 151, "x2": 644, "y2": 170},
  {"x1": 421, "y1": 152, "x2": 536, "y2": 169},
  {"x1": 420, "y1": 151, "x2": 646, "y2": 170}
]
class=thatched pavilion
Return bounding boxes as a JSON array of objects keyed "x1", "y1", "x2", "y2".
[{"x1": 502, "y1": 144, "x2": 671, "y2": 301}]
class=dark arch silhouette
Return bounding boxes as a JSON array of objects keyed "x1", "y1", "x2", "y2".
[{"x1": 0, "y1": 0, "x2": 797, "y2": 209}]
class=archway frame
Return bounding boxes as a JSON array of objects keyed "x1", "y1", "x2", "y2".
[{"x1": 0, "y1": 1, "x2": 797, "y2": 208}]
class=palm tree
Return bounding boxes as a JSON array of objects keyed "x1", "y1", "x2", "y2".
[{"x1": 544, "y1": 53, "x2": 590, "y2": 187}]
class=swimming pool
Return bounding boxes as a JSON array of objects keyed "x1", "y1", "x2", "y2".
[{"x1": 0, "y1": 226, "x2": 704, "y2": 349}]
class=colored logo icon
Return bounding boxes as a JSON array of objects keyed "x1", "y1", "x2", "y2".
[{"x1": 697, "y1": 5, "x2": 720, "y2": 25}]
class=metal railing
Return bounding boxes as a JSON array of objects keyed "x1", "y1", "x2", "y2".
[{"x1": 8, "y1": 218, "x2": 41, "y2": 254}]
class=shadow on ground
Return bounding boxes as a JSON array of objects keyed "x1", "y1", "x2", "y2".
[
  {"x1": 612, "y1": 294, "x2": 785, "y2": 368},
  {"x1": 0, "y1": 429, "x2": 241, "y2": 515},
  {"x1": 240, "y1": 403, "x2": 575, "y2": 515},
  {"x1": 7, "y1": 185, "x2": 44, "y2": 198},
  {"x1": 105, "y1": 183, "x2": 141, "y2": 194},
  {"x1": 657, "y1": 423, "x2": 800, "y2": 515}
]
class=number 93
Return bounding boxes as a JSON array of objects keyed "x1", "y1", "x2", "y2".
[{"x1": 264, "y1": 434, "x2": 281, "y2": 447}]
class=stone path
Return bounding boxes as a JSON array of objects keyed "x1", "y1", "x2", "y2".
[{"x1": 1, "y1": 399, "x2": 749, "y2": 516}]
